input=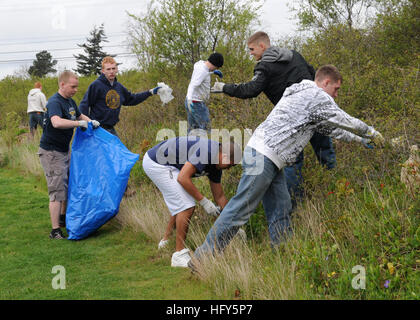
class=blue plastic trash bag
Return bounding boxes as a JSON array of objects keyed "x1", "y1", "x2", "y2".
[{"x1": 66, "y1": 123, "x2": 139, "y2": 240}]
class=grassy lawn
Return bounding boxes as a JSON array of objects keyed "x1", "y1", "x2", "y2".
[{"x1": 0, "y1": 168, "x2": 214, "y2": 300}]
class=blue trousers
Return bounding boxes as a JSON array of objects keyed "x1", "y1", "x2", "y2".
[
  {"x1": 194, "y1": 147, "x2": 292, "y2": 258},
  {"x1": 185, "y1": 98, "x2": 211, "y2": 133},
  {"x1": 284, "y1": 132, "x2": 336, "y2": 202}
]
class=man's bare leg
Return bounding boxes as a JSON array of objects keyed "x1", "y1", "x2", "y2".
[
  {"x1": 49, "y1": 201, "x2": 62, "y2": 229},
  {"x1": 175, "y1": 207, "x2": 195, "y2": 252},
  {"x1": 163, "y1": 215, "x2": 176, "y2": 241}
]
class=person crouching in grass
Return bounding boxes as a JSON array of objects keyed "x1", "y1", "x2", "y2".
[{"x1": 142, "y1": 135, "x2": 241, "y2": 267}]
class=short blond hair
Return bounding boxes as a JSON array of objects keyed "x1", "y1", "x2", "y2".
[
  {"x1": 315, "y1": 65, "x2": 343, "y2": 83},
  {"x1": 101, "y1": 56, "x2": 117, "y2": 69},
  {"x1": 248, "y1": 31, "x2": 271, "y2": 46},
  {"x1": 58, "y1": 70, "x2": 78, "y2": 85},
  {"x1": 34, "y1": 81, "x2": 42, "y2": 89}
]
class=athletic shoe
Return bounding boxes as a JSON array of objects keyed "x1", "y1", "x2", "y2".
[
  {"x1": 59, "y1": 214, "x2": 66, "y2": 228},
  {"x1": 49, "y1": 228, "x2": 66, "y2": 239},
  {"x1": 158, "y1": 239, "x2": 169, "y2": 250},
  {"x1": 171, "y1": 248, "x2": 191, "y2": 267},
  {"x1": 236, "y1": 228, "x2": 247, "y2": 241}
]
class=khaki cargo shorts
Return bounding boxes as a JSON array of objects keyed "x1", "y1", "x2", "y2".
[{"x1": 38, "y1": 147, "x2": 70, "y2": 202}]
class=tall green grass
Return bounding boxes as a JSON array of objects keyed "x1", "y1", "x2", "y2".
[
  {"x1": 0, "y1": 21, "x2": 418, "y2": 298},
  {"x1": 0, "y1": 72, "x2": 418, "y2": 299}
]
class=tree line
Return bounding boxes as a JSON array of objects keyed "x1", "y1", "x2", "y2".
[{"x1": 24, "y1": 0, "x2": 419, "y2": 85}]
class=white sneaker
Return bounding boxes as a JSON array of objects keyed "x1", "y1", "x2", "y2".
[
  {"x1": 158, "y1": 239, "x2": 169, "y2": 249},
  {"x1": 171, "y1": 248, "x2": 191, "y2": 267},
  {"x1": 236, "y1": 228, "x2": 247, "y2": 241}
]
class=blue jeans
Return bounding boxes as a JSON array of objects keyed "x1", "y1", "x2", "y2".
[
  {"x1": 185, "y1": 99, "x2": 211, "y2": 133},
  {"x1": 29, "y1": 112, "x2": 44, "y2": 129},
  {"x1": 284, "y1": 132, "x2": 336, "y2": 202},
  {"x1": 194, "y1": 147, "x2": 292, "y2": 259}
]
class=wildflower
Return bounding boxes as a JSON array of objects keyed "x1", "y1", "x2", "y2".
[
  {"x1": 387, "y1": 262, "x2": 395, "y2": 275},
  {"x1": 384, "y1": 280, "x2": 390, "y2": 288},
  {"x1": 380, "y1": 183, "x2": 385, "y2": 189},
  {"x1": 327, "y1": 191, "x2": 335, "y2": 196}
]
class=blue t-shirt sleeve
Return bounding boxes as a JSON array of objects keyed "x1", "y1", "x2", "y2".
[
  {"x1": 207, "y1": 166, "x2": 222, "y2": 183},
  {"x1": 48, "y1": 99, "x2": 64, "y2": 118},
  {"x1": 194, "y1": 140, "x2": 222, "y2": 183}
]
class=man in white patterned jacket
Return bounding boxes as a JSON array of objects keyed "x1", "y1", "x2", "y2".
[{"x1": 192, "y1": 65, "x2": 384, "y2": 261}]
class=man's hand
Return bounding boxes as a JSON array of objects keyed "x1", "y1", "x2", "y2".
[
  {"x1": 78, "y1": 120, "x2": 88, "y2": 130},
  {"x1": 211, "y1": 81, "x2": 225, "y2": 93},
  {"x1": 90, "y1": 120, "x2": 100, "y2": 129},
  {"x1": 361, "y1": 138, "x2": 374, "y2": 149},
  {"x1": 213, "y1": 70, "x2": 223, "y2": 78},
  {"x1": 199, "y1": 197, "x2": 220, "y2": 217},
  {"x1": 149, "y1": 86, "x2": 161, "y2": 95},
  {"x1": 366, "y1": 128, "x2": 385, "y2": 146}
]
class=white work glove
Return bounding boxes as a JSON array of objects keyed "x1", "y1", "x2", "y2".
[
  {"x1": 78, "y1": 120, "x2": 88, "y2": 130},
  {"x1": 366, "y1": 127, "x2": 385, "y2": 146},
  {"x1": 90, "y1": 120, "x2": 100, "y2": 129},
  {"x1": 149, "y1": 86, "x2": 161, "y2": 95},
  {"x1": 211, "y1": 81, "x2": 225, "y2": 93},
  {"x1": 199, "y1": 197, "x2": 220, "y2": 217}
]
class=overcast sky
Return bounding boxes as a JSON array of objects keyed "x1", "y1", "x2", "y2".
[{"x1": 0, "y1": 0, "x2": 298, "y2": 79}]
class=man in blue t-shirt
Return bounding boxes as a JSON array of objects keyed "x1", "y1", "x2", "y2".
[
  {"x1": 79, "y1": 56, "x2": 161, "y2": 137},
  {"x1": 38, "y1": 70, "x2": 98, "y2": 239},
  {"x1": 143, "y1": 136, "x2": 242, "y2": 267}
]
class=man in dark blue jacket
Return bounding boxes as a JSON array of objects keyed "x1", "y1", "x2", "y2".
[
  {"x1": 211, "y1": 31, "x2": 336, "y2": 203},
  {"x1": 79, "y1": 56, "x2": 161, "y2": 136}
]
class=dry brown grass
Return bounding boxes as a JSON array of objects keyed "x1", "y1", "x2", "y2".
[
  {"x1": 0, "y1": 131, "x2": 44, "y2": 177},
  {"x1": 117, "y1": 183, "x2": 170, "y2": 243}
]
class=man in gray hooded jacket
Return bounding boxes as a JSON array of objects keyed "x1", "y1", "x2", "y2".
[
  {"x1": 193, "y1": 65, "x2": 384, "y2": 262},
  {"x1": 212, "y1": 31, "x2": 336, "y2": 202}
]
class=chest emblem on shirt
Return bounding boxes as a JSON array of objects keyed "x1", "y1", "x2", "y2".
[
  {"x1": 69, "y1": 107, "x2": 76, "y2": 120},
  {"x1": 106, "y1": 90, "x2": 120, "y2": 109}
]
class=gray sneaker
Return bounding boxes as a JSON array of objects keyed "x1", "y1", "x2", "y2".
[{"x1": 49, "y1": 229, "x2": 66, "y2": 239}]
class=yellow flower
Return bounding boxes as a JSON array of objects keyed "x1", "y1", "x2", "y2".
[{"x1": 387, "y1": 262, "x2": 395, "y2": 275}]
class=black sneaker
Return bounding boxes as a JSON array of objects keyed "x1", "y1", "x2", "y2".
[
  {"x1": 49, "y1": 228, "x2": 66, "y2": 239},
  {"x1": 59, "y1": 214, "x2": 66, "y2": 228}
]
